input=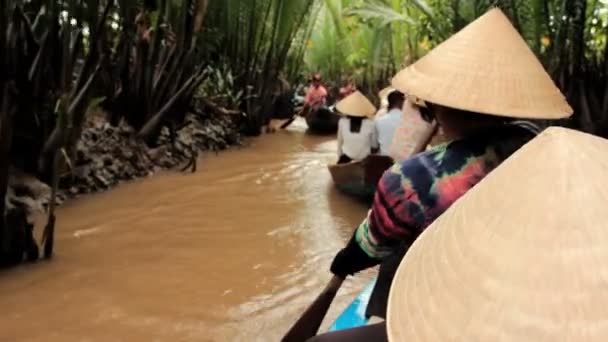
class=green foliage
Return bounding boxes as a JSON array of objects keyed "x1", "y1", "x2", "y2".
[
  {"x1": 99, "y1": 0, "x2": 208, "y2": 142},
  {"x1": 305, "y1": 0, "x2": 608, "y2": 135},
  {"x1": 2, "y1": 0, "x2": 608, "y2": 266},
  {"x1": 304, "y1": 0, "x2": 437, "y2": 99},
  {"x1": 0, "y1": 0, "x2": 110, "y2": 263},
  {"x1": 87, "y1": 96, "x2": 107, "y2": 113},
  {"x1": 196, "y1": 64, "x2": 244, "y2": 110},
  {"x1": 201, "y1": 0, "x2": 317, "y2": 134},
  {"x1": 0, "y1": 0, "x2": 316, "y2": 264}
]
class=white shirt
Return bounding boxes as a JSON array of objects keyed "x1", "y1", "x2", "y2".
[
  {"x1": 337, "y1": 117, "x2": 378, "y2": 160},
  {"x1": 375, "y1": 108, "x2": 403, "y2": 155},
  {"x1": 375, "y1": 107, "x2": 388, "y2": 118}
]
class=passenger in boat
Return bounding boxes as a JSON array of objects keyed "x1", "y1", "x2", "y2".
[
  {"x1": 308, "y1": 8, "x2": 572, "y2": 341},
  {"x1": 336, "y1": 91, "x2": 379, "y2": 164},
  {"x1": 388, "y1": 94, "x2": 436, "y2": 163},
  {"x1": 303, "y1": 73, "x2": 328, "y2": 111},
  {"x1": 375, "y1": 90, "x2": 405, "y2": 155}
]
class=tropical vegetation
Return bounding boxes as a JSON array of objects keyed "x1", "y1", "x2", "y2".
[
  {"x1": 0, "y1": 0, "x2": 606, "y2": 266},
  {"x1": 305, "y1": 0, "x2": 608, "y2": 135},
  {"x1": 0, "y1": 0, "x2": 318, "y2": 266}
]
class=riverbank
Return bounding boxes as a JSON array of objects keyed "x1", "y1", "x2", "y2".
[
  {"x1": 56, "y1": 112, "x2": 240, "y2": 202},
  {"x1": 8, "y1": 112, "x2": 240, "y2": 248}
]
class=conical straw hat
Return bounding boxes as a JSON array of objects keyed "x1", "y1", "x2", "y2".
[
  {"x1": 405, "y1": 94, "x2": 426, "y2": 108},
  {"x1": 336, "y1": 91, "x2": 377, "y2": 117},
  {"x1": 387, "y1": 127, "x2": 608, "y2": 341},
  {"x1": 391, "y1": 9, "x2": 572, "y2": 119}
]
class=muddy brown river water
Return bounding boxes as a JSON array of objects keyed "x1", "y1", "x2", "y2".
[{"x1": 0, "y1": 119, "x2": 373, "y2": 341}]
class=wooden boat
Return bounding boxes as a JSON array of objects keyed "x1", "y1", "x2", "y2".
[
  {"x1": 328, "y1": 155, "x2": 394, "y2": 200},
  {"x1": 328, "y1": 279, "x2": 376, "y2": 332},
  {"x1": 305, "y1": 107, "x2": 340, "y2": 134}
]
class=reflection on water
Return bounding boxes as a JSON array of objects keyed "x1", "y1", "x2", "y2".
[{"x1": 0, "y1": 118, "x2": 373, "y2": 341}]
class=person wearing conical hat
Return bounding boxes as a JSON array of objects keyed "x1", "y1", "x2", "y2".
[
  {"x1": 335, "y1": 91, "x2": 379, "y2": 164},
  {"x1": 387, "y1": 127, "x2": 608, "y2": 341},
  {"x1": 307, "y1": 8, "x2": 572, "y2": 342}
]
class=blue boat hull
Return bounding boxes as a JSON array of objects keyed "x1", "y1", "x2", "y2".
[{"x1": 328, "y1": 279, "x2": 377, "y2": 332}]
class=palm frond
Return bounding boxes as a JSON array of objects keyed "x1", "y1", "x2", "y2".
[{"x1": 345, "y1": 1, "x2": 414, "y2": 27}]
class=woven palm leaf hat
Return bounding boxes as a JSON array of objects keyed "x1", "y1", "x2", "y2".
[
  {"x1": 391, "y1": 8, "x2": 572, "y2": 119},
  {"x1": 406, "y1": 94, "x2": 426, "y2": 108},
  {"x1": 387, "y1": 127, "x2": 608, "y2": 341},
  {"x1": 336, "y1": 90, "x2": 377, "y2": 118}
]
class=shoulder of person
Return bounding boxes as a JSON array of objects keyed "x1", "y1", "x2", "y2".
[
  {"x1": 389, "y1": 108, "x2": 404, "y2": 116},
  {"x1": 488, "y1": 120, "x2": 542, "y2": 160},
  {"x1": 384, "y1": 152, "x2": 432, "y2": 182},
  {"x1": 391, "y1": 145, "x2": 448, "y2": 180},
  {"x1": 375, "y1": 115, "x2": 390, "y2": 127}
]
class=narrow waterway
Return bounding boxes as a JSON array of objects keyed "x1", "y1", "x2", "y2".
[{"x1": 0, "y1": 119, "x2": 373, "y2": 341}]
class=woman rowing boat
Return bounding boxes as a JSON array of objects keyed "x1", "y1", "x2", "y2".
[{"x1": 307, "y1": 8, "x2": 572, "y2": 341}]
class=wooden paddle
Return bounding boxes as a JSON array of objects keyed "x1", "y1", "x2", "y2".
[
  {"x1": 280, "y1": 106, "x2": 307, "y2": 129},
  {"x1": 282, "y1": 120, "x2": 440, "y2": 341},
  {"x1": 279, "y1": 116, "x2": 298, "y2": 129},
  {"x1": 282, "y1": 276, "x2": 344, "y2": 342}
]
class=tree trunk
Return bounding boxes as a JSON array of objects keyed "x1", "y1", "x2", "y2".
[
  {"x1": 194, "y1": 0, "x2": 209, "y2": 34},
  {"x1": 0, "y1": 84, "x2": 15, "y2": 261}
]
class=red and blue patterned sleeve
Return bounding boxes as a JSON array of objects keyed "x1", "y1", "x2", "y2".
[
  {"x1": 355, "y1": 161, "x2": 424, "y2": 259},
  {"x1": 353, "y1": 140, "x2": 499, "y2": 259}
]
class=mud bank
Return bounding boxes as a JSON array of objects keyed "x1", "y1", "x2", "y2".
[{"x1": 5, "y1": 112, "x2": 240, "y2": 265}]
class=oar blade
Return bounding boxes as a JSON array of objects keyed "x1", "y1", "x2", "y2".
[{"x1": 282, "y1": 276, "x2": 344, "y2": 342}]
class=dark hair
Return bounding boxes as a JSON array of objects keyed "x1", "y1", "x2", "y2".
[
  {"x1": 348, "y1": 116, "x2": 363, "y2": 133},
  {"x1": 387, "y1": 91, "x2": 405, "y2": 108},
  {"x1": 422, "y1": 102, "x2": 513, "y2": 126},
  {"x1": 419, "y1": 104, "x2": 435, "y2": 123}
]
